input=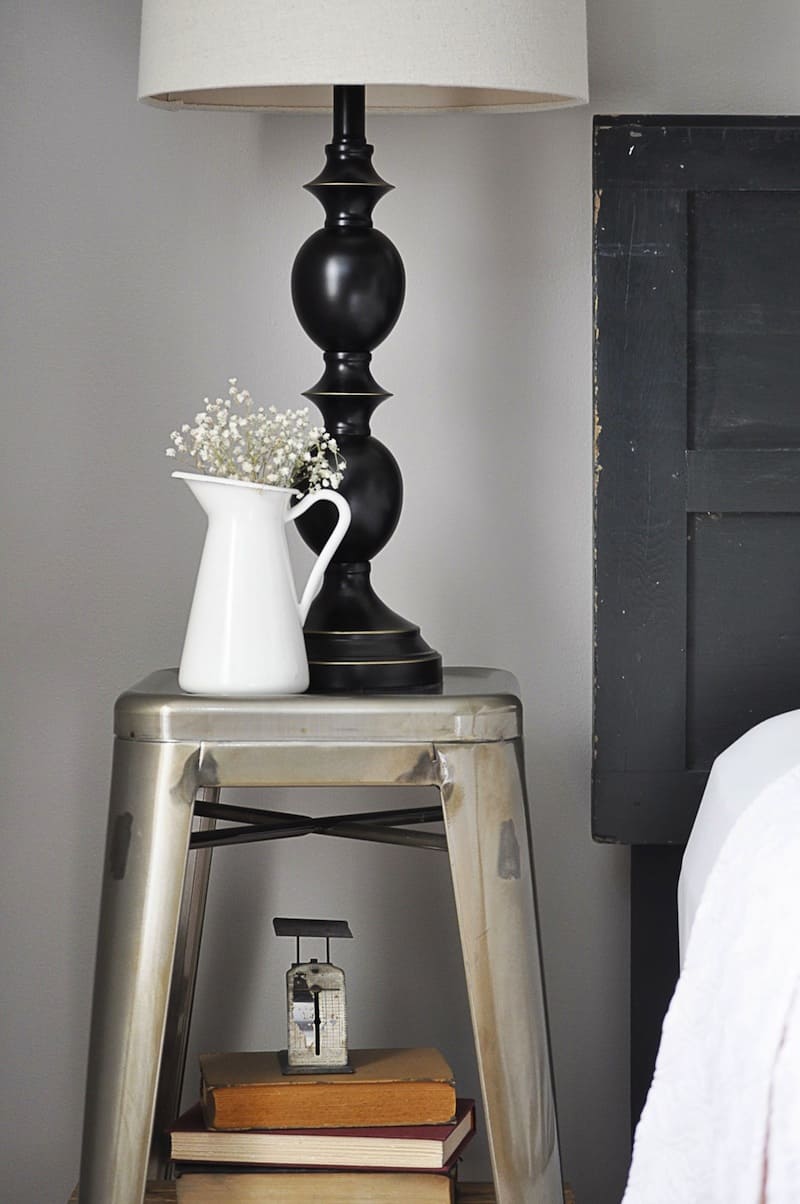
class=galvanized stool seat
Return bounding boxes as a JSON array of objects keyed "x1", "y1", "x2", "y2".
[{"x1": 78, "y1": 668, "x2": 561, "y2": 1204}]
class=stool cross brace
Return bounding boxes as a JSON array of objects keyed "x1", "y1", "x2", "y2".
[{"x1": 191, "y1": 797, "x2": 446, "y2": 851}]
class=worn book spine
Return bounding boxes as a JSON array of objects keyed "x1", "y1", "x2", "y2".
[
  {"x1": 202, "y1": 1080, "x2": 457, "y2": 1130},
  {"x1": 200, "y1": 1048, "x2": 456, "y2": 1131}
]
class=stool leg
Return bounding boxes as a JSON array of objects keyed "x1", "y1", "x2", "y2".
[
  {"x1": 78, "y1": 738, "x2": 201, "y2": 1204},
  {"x1": 438, "y1": 739, "x2": 562, "y2": 1204},
  {"x1": 149, "y1": 788, "x2": 218, "y2": 1178}
]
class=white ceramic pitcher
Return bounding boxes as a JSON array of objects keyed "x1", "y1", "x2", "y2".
[{"x1": 174, "y1": 471, "x2": 351, "y2": 696}]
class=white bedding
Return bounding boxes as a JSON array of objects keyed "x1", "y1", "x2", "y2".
[
  {"x1": 622, "y1": 712, "x2": 800, "y2": 1204},
  {"x1": 679, "y1": 710, "x2": 800, "y2": 963}
]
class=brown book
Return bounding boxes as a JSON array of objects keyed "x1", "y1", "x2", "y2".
[
  {"x1": 200, "y1": 1048, "x2": 456, "y2": 1131},
  {"x1": 175, "y1": 1170, "x2": 454, "y2": 1203}
]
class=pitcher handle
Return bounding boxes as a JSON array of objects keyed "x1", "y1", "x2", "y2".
[{"x1": 286, "y1": 490, "x2": 351, "y2": 624}]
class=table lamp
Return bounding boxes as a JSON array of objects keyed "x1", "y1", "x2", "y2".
[{"x1": 138, "y1": 1, "x2": 588, "y2": 694}]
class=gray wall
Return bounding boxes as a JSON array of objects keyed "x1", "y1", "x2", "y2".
[{"x1": 2, "y1": 2, "x2": 798, "y2": 1202}]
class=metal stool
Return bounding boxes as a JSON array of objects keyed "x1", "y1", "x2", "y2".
[{"x1": 77, "y1": 668, "x2": 561, "y2": 1203}]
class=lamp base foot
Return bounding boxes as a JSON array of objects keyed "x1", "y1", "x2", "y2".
[
  {"x1": 306, "y1": 641, "x2": 443, "y2": 694},
  {"x1": 303, "y1": 564, "x2": 442, "y2": 694}
]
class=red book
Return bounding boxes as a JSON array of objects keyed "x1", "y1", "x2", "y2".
[{"x1": 170, "y1": 1098, "x2": 475, "y2": 1171}]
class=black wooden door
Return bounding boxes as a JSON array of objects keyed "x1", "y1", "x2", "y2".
[
  {"x1": 593, "y1": 117, "x2": 800, "y2": 1122},
  {"x1": 594, "y1": 117, "x2": 800, "y2": 845}
]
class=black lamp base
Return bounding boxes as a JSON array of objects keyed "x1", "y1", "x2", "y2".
[
  {"x1": 304, "y1": 564, "x2": 442, "y2": 694},
  {"x1": 292, "y1": 85, "x2": 441, "y2": 695}
]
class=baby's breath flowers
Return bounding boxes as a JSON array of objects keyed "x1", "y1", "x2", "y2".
[{"x1": 166, "y1": 380, "x2": 345, "y2": 494}]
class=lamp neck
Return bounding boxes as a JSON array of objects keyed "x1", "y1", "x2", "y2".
[
  {"x1": 333, "y1": 85, "x2": 366, "y2": 145},
  {"x1": 304, "y1": 84, "x2": 391, "y2": 229}
]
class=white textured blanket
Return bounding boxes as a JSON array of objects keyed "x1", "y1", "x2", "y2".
[
  {"x1": 622, "y1": 759, "x2": 800, "y2": 1203},
  {"x1": 679, "y1": 711, "x2": 800, "y2": 965}
]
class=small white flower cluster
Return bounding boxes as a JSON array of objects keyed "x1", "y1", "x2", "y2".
[{"x1": 166, "y1": 380, "x2": 345, "y2": 494}]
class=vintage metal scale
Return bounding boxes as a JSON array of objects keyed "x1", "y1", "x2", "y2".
[{"x1": 273, "y1": 917, "x2": 354, "y2": 1074}]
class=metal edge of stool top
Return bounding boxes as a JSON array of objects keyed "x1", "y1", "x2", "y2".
[{"x1": 113, "y1": 667, "x2": 523, "y2": 745}]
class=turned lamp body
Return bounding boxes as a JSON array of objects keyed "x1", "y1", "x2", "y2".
[{"x1": 291, "y1": 87, "x2": 440, "y2": 691}]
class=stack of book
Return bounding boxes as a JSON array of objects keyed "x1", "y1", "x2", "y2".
[{"x1": 171, "y1": 1047, "x2": 475, "y2": 1203}]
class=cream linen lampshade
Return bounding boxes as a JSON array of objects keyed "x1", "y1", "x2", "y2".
[
  {"x1": 138, "y1": 0, "x2": 588, "y2": 111},
  {"x1": 139, "y1": 0, "x2": 588, "y2": 694}
]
